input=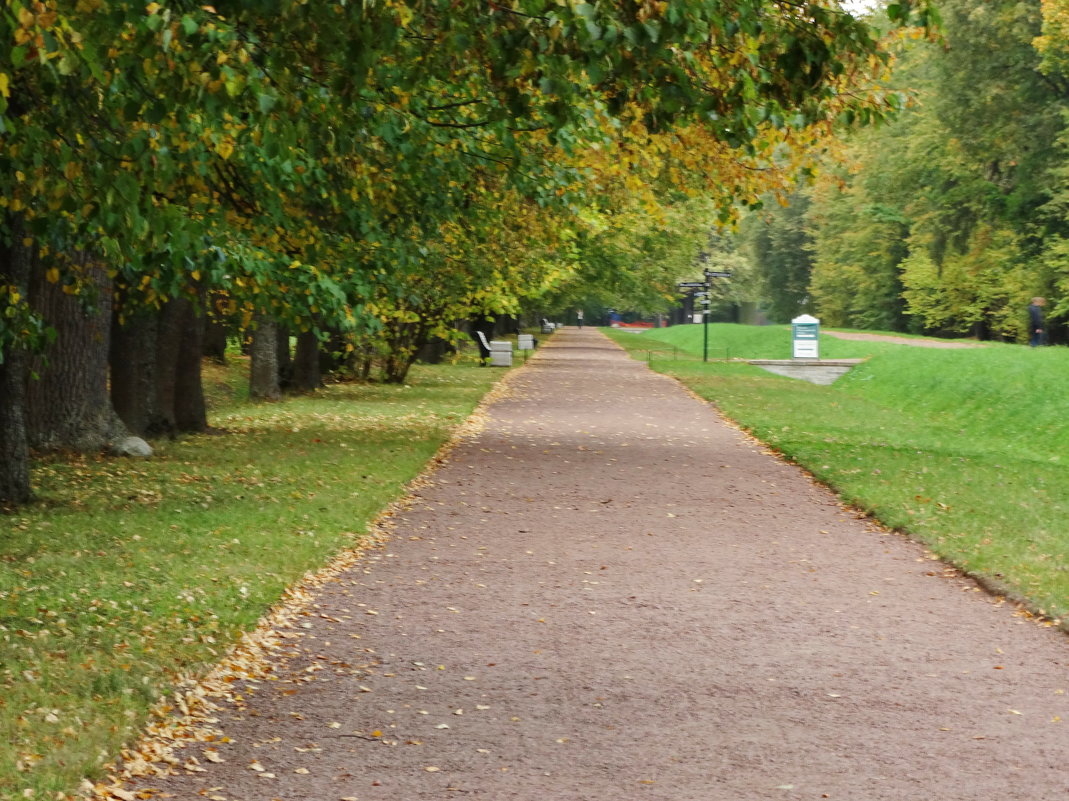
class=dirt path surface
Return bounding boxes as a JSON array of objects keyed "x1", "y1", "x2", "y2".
[
  {"x1": 822, "y1": 330, "x2": 983, "y2": 348},
  {"x1": 134, "y1": 328, "x2": 1068, "y2": 801}
]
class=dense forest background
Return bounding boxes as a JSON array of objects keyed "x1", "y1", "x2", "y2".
[{"x1": 736, "y1": 0, "x2": 1069, "y2": 343}]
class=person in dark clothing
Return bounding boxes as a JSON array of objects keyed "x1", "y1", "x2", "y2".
[{"x1": 1029, "y1": 297, "x2": 1047, "y2": 347}]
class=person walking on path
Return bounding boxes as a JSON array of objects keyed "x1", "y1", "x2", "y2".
[
  {"x1": 576, "y1": 308, "x2": 584, "y2": 328},
  {"x1": 1029, "y1": 296, "x2": 1047, "y2": 346},
  {"x1": 128, "y1": 327, "x2": 1069, "y2": 801}
]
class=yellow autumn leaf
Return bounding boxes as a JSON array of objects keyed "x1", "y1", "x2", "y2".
[{"x1": 0, "y1": 73, "x2": 9, "y2": 99}]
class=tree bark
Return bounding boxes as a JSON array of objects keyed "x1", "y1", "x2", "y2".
[
  {"x1": 0, "y1": 217, "x2": 34, "y2": 505},
  {"x1": 111, "y1": 307, "x2": 168, "y2": 437},
  {"x1": 276, "y1": 324, "x2": 293, "y2": 389},
  {"x1": 292, "y1": 330, "x2": 322, "y2": 391},
  {"x1": 25, "y1": 255, "x2": 130, "y2": 452},
  {"x1": 111, "y1": 294, "x2": 208, "y2": 437},
  {"x1": 202, "y1": 293, "x2": 229, "y2": 363},
  {"x1": 249, "y1": 315, "x2": 281, "y2": 401},
  {"x1": 172, "y1": 295, "x2": 207, "y2": 432}
]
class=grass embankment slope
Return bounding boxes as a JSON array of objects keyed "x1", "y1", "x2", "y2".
[
  {"x1": 1, "y1": 357, "x2": 502, "y2": 800},
  {"x1": 609, "y1": 324, "x2": 1069, "y2": 622}
]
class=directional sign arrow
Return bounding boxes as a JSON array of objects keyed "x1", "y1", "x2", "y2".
[
  {"x1": 677, "y1": 281, "x2": 707, "y2": 288},
  {"x1": 704, "y1": 270, "x2": 733, "y2": 279}
]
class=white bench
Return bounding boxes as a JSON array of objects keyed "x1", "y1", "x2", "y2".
[{"x1": 475, "y1": 330, "x2": 512, "y2": 367}]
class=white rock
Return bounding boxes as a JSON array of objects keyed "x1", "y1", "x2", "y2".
[{"x1": 112, "y1": 436, "x2": 154, "y2": 458}]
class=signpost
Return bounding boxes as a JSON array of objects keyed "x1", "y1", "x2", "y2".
[
  {"x1": 791, "y1": 314, "x2": 820, "y2": 359},
  {"x1": 678, "y1": 267, "x2": 732, "y2": 362}
]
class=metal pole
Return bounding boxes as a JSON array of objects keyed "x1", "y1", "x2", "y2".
[
  {"x1": 703, "y1": 309, "x2": 708, "y2": 363},
  {"x1": 702, "y1": 273, "x2": 710, "y2": 363}
]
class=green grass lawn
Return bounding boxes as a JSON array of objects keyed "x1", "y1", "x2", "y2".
[
  {"x1": 607, "y1": 324, "x2": 1069, "y2": 623},
  {"x1": 0, "y1": 357, "x2": 502, "y2": 800}
]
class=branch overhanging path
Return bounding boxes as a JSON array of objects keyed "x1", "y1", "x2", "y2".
[{"x1": 130, "y1": 328, "x2": 1069, "y2": 801}]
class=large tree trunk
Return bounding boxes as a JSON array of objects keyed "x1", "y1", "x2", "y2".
[
  {"x1": 172, "y1": 295, "x2": 207, "y2": 431},
  {"x1": 113, "y1": 295, "x2": 207, "y2": 436},
  {"x1": 25, "y1": 255, "x2": 130, "y2": 451},
  {"x1": 292, "y1": 330, "x2": 322, "y2": 391},
  {"x1": 111, "y1": 307, "x2": 170, "y2": 437},
  {"x1": 0, "y1": 217, "x2": 34, "y2": 505},
  {"x1": 249, "y1": 315, "x2": 280, "y2": 401}
]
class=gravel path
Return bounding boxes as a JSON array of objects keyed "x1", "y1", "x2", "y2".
[
  {"x1": 822, "y1": 331, "x2": 984, "y2": 348},
  {"x1": 131, "y1": 328, "x2": 1068, "y2": 801}
]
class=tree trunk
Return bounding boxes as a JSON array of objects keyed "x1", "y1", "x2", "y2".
[
  {"x1": 0, "y1": 217, "x2": 34, "y2": 505},
  {"x1": 249, "y1": 315, "x2": 280, "y2": 401},
  {"x1": 111, "y1": 308, "x2": 169, "y2": 437},
  {"x1": 202, "y1": 307, "x2": 229, "y2": 363},
  {"x1": 173, "y1": 295, "x2": 207, "y2": 431},
  {"x1": 111, "y1": 294, "x2": 208, "y2": 437},
  {"x1": 292, "y1": 330, "x2": 322, "y2": 391},
  {"x1": 25, "y1": 255, "x2": 130, "y2": 451},
  {"x1": 277, "y1": 325, "x2": 293, "y2": 389}
]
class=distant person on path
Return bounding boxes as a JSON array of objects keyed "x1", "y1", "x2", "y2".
[
  {"x1": 1029, "y1": 297, "x2": 1047, "y2": 347},
  {"x1": 577, "y1": 309, "x2": 584, "y2": 329}
]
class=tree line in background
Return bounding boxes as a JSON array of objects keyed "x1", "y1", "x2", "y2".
[
  {"x1": 737, "y1": 0, "x2": 1069, "y2": 341},
  {"x1": 0, "y1": 1, "x2": 937, "y2": 506}
]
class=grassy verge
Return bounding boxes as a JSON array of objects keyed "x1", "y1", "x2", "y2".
[
  {"x1": 1, "y1": 357, "x2": 502, "y2": 800},
  {"x1": 606, "y1": 325, "x2": 1069, "y2": 623}
]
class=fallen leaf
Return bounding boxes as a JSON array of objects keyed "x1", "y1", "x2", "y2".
[
  {"x1": 295, "y1": 767, "x2": 310, "y2": 774},
  {"x1": 249, "y1": 761, "x2": 265, "y2": 772},
  {"x1": 203, "y1": 751, "x2": 224, "y2": 764},
  {"x1": 424, "y1": 766, "x2": 440, "y2": 772}
]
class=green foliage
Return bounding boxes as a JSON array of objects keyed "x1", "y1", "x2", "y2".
[
  {"x1": 0, "y1": 0, "x2": 934, "y2": 356},
  {"x1": 899, "y1": 224, "x2": 1032, "y2": 338},
  {"x1": 738, "y1": 192, "x2": 815, "y2": 323},
  {"x1": 742, "y1": 0, "x2": 1069, "y2": 341}
]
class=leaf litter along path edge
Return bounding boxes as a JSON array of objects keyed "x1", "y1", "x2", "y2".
[{"x1": 123, "y1": 328, "x2": 1069, "y2": 801}]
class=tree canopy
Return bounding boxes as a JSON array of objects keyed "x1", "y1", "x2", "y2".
[
  {"x1": 0, "y1": 0, "x2": 934, "y2": 504},
  {"x1": 743, "y1": 0, "x2": 1069, "y2": 341}
]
